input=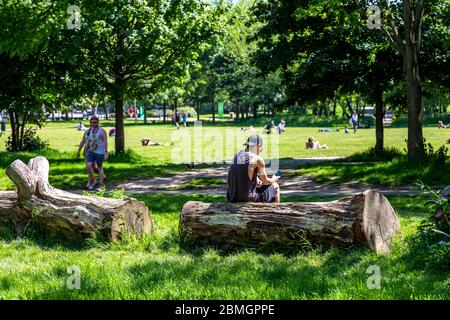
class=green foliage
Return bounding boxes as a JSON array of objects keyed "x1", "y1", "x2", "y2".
[
  {"x1": 0, "y1": 194, "x2": 449, "y2": 299},
  {"x1": 346, "y1": 146, "x2": 403, "y2": 162},
  {"x1": 83, "y1": 188, "x2": 127, "y2": 200},
  {"x1": 422, "y1": 140, "x2": 448, "y2": 166},
  {"x1": 6, "y1": 127, "x2": 49, "y2": 152},
  {"x1": 415, "y1": 180, "x2": 450, "y2": 235},
  {"x1": 402, "y1": 181, "x2": 450, "y2": 271}
]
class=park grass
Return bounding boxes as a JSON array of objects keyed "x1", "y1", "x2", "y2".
[
  {"x1": 0, "y1": 121, "x2": 450, "y2": 190},
  {"x1": 0, "y1": 193, "x2": 448, "y2": 300},
  {"x1": 0, "y1": 121, "x2": 449, "y2": 299},
  {"x1": 296, "y1": 157, "x2": 450, "y2": 188},
  {"x1": 164, "y1": 177, "x2": 225, "y2": 190}
]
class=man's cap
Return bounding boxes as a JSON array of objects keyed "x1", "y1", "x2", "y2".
[{"x1": 244, "y1": 134, "x2": 263, "y2": 147}]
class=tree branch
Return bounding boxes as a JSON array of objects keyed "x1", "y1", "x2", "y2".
[{"x1": 413, "y1": 0, "x2": 425, "y2": 34}]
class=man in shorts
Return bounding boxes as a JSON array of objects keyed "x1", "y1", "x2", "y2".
[
  {"x1": 76, "y1": 116, "x2": 108, "y2": 190},
  {"x1": 227, "y1": 134, "x2": 280, "y2": 203}
]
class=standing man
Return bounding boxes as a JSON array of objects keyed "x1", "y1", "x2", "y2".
[
  {"x1": 350, "y1": 111, "x2": 358, "y2": 133},
  {"x1": 76, "y1": 116, "x2": 108, "y2": 190},
  {"x1": 175, "y1": 111, "x2": 181, "y2": 129},
  {"x1": 227, "y1": 134, "x2": 280, "y2": 203},
  {"x1": 182, "y1": 111, "x2": 188, "y2": 128}
]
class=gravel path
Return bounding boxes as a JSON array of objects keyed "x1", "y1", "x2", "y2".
[{"x1": 109, "y1": 157, "x2": 418, "y2": 197}]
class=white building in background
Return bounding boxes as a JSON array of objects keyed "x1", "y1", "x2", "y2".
[{"x1": 364, "y1": 106, "x2": 393, "y2": 125}]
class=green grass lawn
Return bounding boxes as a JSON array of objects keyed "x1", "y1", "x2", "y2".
[
  {"x1": 0, "y1": 121, "x2": 449, "y2": 300},
  {"x1": 0, "y1": 120, "x2": 449, "y2": 189},
  {"x1": 0, "y1": 193, "x2": 448, "y2": 300}
]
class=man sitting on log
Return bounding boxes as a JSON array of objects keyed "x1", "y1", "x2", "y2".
[{"x1": 227, "y1": 134, "x2": 280, "y2": 203}]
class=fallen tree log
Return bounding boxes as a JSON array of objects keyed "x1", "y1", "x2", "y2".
[
  {"x1": 180, "y1": 190, "x2": 400, "y2": 254},
  {"x1": 0, "y1": 156, "x2": 152, "y2": 240}
]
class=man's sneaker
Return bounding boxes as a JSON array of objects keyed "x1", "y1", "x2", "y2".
[{"x1": 88, "y1": 182, "x2": 98, "y2": 190}]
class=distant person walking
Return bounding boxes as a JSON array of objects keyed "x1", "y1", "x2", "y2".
[
  {"x1": 76, "y1": 116, "x2": 108, "y2": 190},
  {"x1": 0, "y1": 114, "x2": 6, "y2": 133},
  {"x1": 182, "y1": 111, "x2": 188, "y2": 128},
  {"x1": 174, "y1": 111, "x2": 180, "y2": 129},
  {"x1": 350, "y1": 111, "x2": 358, "y2": 133}
]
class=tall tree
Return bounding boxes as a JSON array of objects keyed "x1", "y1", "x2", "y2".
[
  {"x1": 69, "y1": 0, "x2": 223, "y2": 153},
  {"x1": 378, "y1": 0, "x2": 449, "y2": 161},
  {"x1": 252, "y1": 0, "x2": 401, "y2": 153}
]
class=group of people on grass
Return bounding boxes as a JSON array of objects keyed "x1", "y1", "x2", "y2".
[
  {"x1": 264, "y1": 119, "x2": 286, "y2": 134},
  {"x1": 172, "y1": 111, "x2": 188, "y2": 129}
]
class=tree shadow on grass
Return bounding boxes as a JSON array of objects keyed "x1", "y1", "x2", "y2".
[{"x1": 122, "y1": 243, "x2": 447, "y2": 299}]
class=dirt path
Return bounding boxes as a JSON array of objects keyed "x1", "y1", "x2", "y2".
[{"x1": 111, "y1": 157, "x2": 418, "y2": 197}]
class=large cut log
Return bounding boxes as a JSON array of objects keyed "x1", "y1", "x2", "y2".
[
  {"x1": 1, "y1": 156, "x2": 152, "y2": 240},
  {"x1": 180, "y1": 190, "x2": 400, "y2": 254}
]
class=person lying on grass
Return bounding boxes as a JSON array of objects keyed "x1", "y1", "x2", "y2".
[
  {"x1": 438, "y1": 121, "x2": 448, "y2": 129},
  {"x1": 318, "y1": 128, "x2": 339, "y2": 133},
  {"x1": 276, "y1": 120, "x2": 286, "y2": 134},
  {"x1": 306, "y1": 136, "x2": 328, "y2": 149},
  {"x1": 227, "y1": 134, "x2": 280, "y2": 203},
  {"x1": 240, "y1": 126, "x2": 255, "y2": 131},
  {"x1": 141, "y1": 138, "x2": 173, "y2": 146}
]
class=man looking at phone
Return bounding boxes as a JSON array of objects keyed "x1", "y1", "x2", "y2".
[{"x1": 227, "y1": 134, "x2": 281, "y2": 203}]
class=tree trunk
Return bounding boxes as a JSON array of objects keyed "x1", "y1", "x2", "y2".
[
  {"x1": 180, "y1": 190, "x2": 400, "y2": 254},
  {"x1": 317, "y1": 101, "x2": 323, "y2": 117},
  {"x1": 312, "y1": 103, "x2": 318, "y2": 116},
  {"x1": 324, "y1": 100, "x2": 329, "y2": 117},
  {"x1": 0, "y1": 157, "x2": 152, "y2": 241},
  {"x1": 104, "y1": 104, "x2": 109, "y2": 120},
  {"x1": 163, "y1": 101, "x2": 167, "y2": 123},
  {"x1": 8, "y1": 112, "x2": 17, "y2": 151},
  {"x1": 339, "y1": 99, "x2": 349, "y2": 119},
  {"x1": 253, "y1": 104, "x2": 258, "y2": 119},
  {"x1": 115, "y1": 95, "x2": 125, "y2": 154},
  {"x1": 374, "y1": 87, "x2": 385, "y2": 154},
  {"x1": 143, "y1": 104, "x2": 147, "y2": 125},
  {"x1": 333, "y1": 98, "x2": 337, "y2": 116},
  {"x1": 404, "y1": 0, "x2": 424, "y2": 162}
]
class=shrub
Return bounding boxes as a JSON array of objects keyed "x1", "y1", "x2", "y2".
[
  {"x1": 423, "y1": 140, "x2": 448, "y2": 167},
  {"x1": 404, "y1": 181, "x2": 450, "y2": 271},
  {"x1": 5, "y1": 127, "x2": 49, "y2": 152},
  {"x1": 345, "y1": 146, "x2": 403, "y2": 162}
]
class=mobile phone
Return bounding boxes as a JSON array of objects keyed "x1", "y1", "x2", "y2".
[{"x1": 273, "y1": 170, "x2": 281, "y2": 179}]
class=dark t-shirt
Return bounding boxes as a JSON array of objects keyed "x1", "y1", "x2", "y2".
[{"x1": 227, "y1": 150, "x2": 258, "y2": 203}]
